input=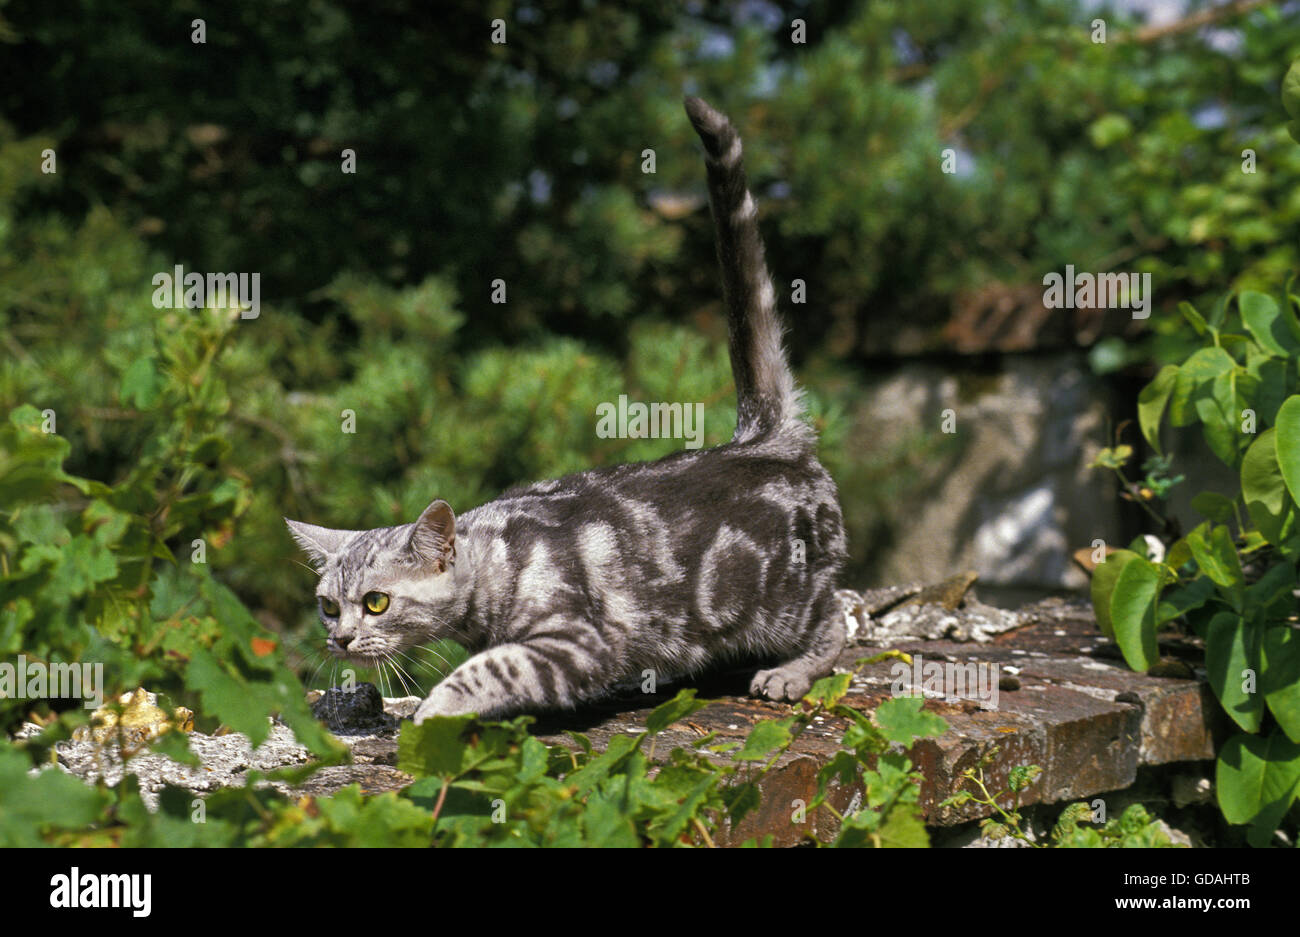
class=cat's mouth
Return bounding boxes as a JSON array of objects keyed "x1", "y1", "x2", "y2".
[{"x1": 327, "y1": 643, "x2": 385, "y2": 667}]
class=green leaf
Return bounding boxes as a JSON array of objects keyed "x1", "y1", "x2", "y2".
[
  {"x1": 1154, "y1": 576, "x2": 1216, "y2": 624},
  {"x1": 645, "y1": 688, "x2": 707, "y2": 734},
  {"x1": 1108, "y1": 554, "x2": 1163, "y2": 671},
  {"x1": 1087, "y1": 113, "x2": 1132, "y2": 147},
  {"x1": 1242, "y1": 429, "x2": 1295, "y2": 545},
  {"x1": 1262, "y1": 626, "x2": 1300, "y2": 743},
  {"x1": 1216, "y1": 730, "x2": 1300, "y2": 827},
  {"x1": 1240, "y1": 291, "x2": 1300, "y2": 358},
  {"x1": 582, "y1": 789, "x2": 641, "y2": 847},
  {"x1": 874, "y1": 696, "x2": 948, "y2": 747},
  {"x1": 1186, "y1": 524, "x2": 1244, "y2": 592},
  {"x1": 1206, "y1": 612, "x2": 1264, "y2": 733},
  {"x1": 0, "y1": 748, "x2": 109, "y2": 846},
  {"x1": 1091, "y1": 444, "x2": 1133, "y2": 470},
  {"x1": 1284, "y1": 57, "x2": 1300, "y2": 118},
  {"x1": 1008, "y1": 764, "x2": 1043, "y2": 792},
  {"x1": 1178, "y1": 302, "x2": 1209, "y2": 337},
  {"x1": 120, "y1": 356, "x2": 163, "y2": 409},
  {"x1": 1190, "y1": 491, "x2": 1236, "y2": 524},
  {"x1": 1196, "y1": 370, "x2": 1242, "y2": 466},
  {"x1": 1275, "y1": 396, "x2": 1300, "y2": 505},
  {"x1": 1137, "y1": 365, "x2": 1178, "y2": 453},
  {"x1": 733, "y1": 717, "x2": 795, "y2": 762},
  {"x1": 397, "y1": 713, "x2": 478, "y2": 778},
  {"x1": 802, "y1": 671, "x2": 853, "y2": 708},
  {"x1": 876, "y1": 801, "x2": 930, "y2": 847},
  {"x1": 1168, "y1": 347, "x2": 1235, "y2": 427},
  {"x1": 1090, "y1": 548, "x2": 1142, "y2": 639},
  {"x1": 564, "y1": 733, "x2": 643, "y2": 793}
]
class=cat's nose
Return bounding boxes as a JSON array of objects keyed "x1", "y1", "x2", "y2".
[{"x1": 336, "y1": 634, "x2": 354, "y2": 650}]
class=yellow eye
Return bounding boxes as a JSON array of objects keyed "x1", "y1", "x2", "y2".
[
  {"x1": 319, "y1": 597, "x2": 339, "y2": 618},
  {"x1": 364, "y1": 592, "x2": 390, "y2": 614}
]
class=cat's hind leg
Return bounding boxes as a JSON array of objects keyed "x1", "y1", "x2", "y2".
[{"x1": 749, "y1": 589, "x2": 846, "y2": 703}]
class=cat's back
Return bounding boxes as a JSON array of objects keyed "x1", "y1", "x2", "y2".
[{"x1": 465, "y1": 437, "x2": 841, "y2": 576}]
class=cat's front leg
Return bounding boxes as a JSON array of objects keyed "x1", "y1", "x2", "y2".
[{"x1": 412, "y1": 639, "x2": 597, "y2": 723}]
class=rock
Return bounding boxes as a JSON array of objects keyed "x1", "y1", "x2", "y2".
[
  {"x1": 52, "y1": 720, "x2": 313, "y2": 810},
  {"x1": 841, "y1": 574, "x2": 1025, "y2": 645},
  {"x1": 45, "y1": 683, "x2": 413, "y2": 810},
  {"x1": 938, "y1": 823, "x2": 1038, "y2": 848},
  {"x1": 384, "y1": 696, "x2": 423, "y2": 720},
  {"x1": 311, "y1": 683, "x2": 396, "y2": 733},
  {"x1": 1171, "y1": 773, "x2": 1213, "y2": 809},
  {"x1": 846, "y1": 355, "x2": 1120, "y2": 591},
  {"x1": 71, "y1": 687, "x2": 193, "y2": 754},
  {"x1": 1153, "y1": 819, "x2": 1194, "y2": 848}
]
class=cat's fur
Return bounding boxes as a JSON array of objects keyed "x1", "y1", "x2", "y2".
[{"x1": 287, "y1": 97, "x2": 847, "y2": 723}]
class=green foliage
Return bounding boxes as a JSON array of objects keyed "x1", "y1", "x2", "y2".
[
  {"x1": 940, "y1": 747, "x2": 1180, "y2": 848},
  {"x1": 1285, "y1": 57, "x2": 1300, "y2": 143},
  {"x1": 1052, "y1": 803, "x2": 1180, "y2": 849},
  {"x1": 2, "y1": 675, "x2": 949, "y2": 847},
  {"x1": 1, "y1": 359, "x2": 341, "y2": 758},
  {"x1": 1091, "y1": 280, "x2": 1300, "y2": 846}
]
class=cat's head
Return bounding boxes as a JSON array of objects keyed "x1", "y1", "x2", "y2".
[{"x1": 285, "y1": 500, "x2": 461, "y2": 664}]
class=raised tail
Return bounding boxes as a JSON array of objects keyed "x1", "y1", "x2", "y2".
[{"x1": 684, "y1": 96, "x2": 810, "y2": 449}]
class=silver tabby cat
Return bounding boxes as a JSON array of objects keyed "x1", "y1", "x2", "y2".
[{"x1": 287, "y1": 97, "x2": 847, "y2": 724}]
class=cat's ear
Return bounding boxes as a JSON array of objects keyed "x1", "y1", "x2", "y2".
[
  {"x1": 408, "y1": 500, "x2": 456, "y2": 573},
  {"x1": 285, "y1": 519, "x2": 354, "y2": 569}
]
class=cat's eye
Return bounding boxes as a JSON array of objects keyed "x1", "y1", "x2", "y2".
[
  {"x1": 364, "y1": 592, "x2": 390, "y2": 614},
  {"x1": 319, "y1": 597, "x2": 340, "y2": 618}
]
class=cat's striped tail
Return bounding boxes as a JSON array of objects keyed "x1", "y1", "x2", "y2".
[{"x1": 684, "y1": 96, "x2": 810, "y2": 449}]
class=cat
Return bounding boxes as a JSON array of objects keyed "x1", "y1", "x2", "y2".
[{"x1": 286, "y1": 97, "x2": 847, "y2": 724}]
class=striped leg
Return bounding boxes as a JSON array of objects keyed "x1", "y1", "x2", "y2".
[
  {"x1": 749, "y1": 590, "x2": 846, "y2": 703},
  {"x1": 412, "y1": 637, "x2": 599, "y2": 722}
]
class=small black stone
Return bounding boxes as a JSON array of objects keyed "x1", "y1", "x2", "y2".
[{"x1": 312, "y1": 682, "x2": 387, "y2": 731}]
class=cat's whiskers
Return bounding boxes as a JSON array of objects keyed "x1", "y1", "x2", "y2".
[
  {"x1": 397, "y1": 648, "x2": 445, "y2": 682},
  {"x1": 384, "y1": 652, "x2": 418, "y2": 698}
]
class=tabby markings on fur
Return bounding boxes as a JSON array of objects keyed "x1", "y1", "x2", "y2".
[{"x1": 287, "y1": 97, "x2": 848, "y2": 723}]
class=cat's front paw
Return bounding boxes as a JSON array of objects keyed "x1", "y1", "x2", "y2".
[{"x1": 750, "y1": 666, "x2": 814, "y2": 703}]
